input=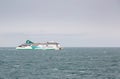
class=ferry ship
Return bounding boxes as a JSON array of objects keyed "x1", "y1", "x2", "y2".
[{"x1": 16, "y1": 40, "x2": 62, "y2": 50}]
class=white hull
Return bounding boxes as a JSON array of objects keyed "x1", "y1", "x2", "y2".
[{"x1": 16, "y1": 40, "x2": 62, "y2": 50}]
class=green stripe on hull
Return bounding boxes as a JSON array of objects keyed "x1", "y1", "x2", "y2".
[{"x1": 16, "y1": 47, "x2": 59, "y2": 50}]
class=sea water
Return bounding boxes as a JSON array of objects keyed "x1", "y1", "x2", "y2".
[{"x1": 0, "y1": 47, "x2": 120, "y2": 79}]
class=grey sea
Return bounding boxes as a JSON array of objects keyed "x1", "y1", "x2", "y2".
[{"x1": 0, "y1": 47, "x2": 120, "y2": 79}]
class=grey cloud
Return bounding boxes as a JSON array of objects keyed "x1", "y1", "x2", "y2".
[{"x1": 0, "y1": 0, "x2": 120, "y2": 47}]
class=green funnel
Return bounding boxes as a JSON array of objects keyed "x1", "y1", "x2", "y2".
[{"x1": 26, "y1": 40, "x2": 34, "y2": 44}]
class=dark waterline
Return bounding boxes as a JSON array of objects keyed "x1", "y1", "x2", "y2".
[{"x1": 0, "y1": 47, "x2": 120, "y2": 79}]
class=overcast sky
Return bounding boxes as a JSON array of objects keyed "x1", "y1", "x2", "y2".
[{"x1": 0, "y1": 0, "x2": 120, "y2": 47}]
